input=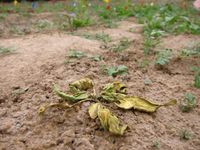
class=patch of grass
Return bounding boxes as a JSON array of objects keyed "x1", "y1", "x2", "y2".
[
  {"x1": 179, "y1": 129, "x2": 192, "y2": 140},
  {"x1": 0, "y1": 14, "x2": 7, "y2": 20},
  {"x1": 155, "y1": 49, "x2": 172, "y2": 66},
  {"x1": 10, "y1": 26, "x2": 24, "y2": 35},
  {"x1": 72, "y1": 32, "x2": 112, "y2": 43},
  {"x1": 103, "y1": 20, "x2": 118, "y2": 28},
  {"x1": 180, "y1": 93, "x2": 196, "y2": 112},
  {"x1": 110, "y1": 37, "x2": 131, "y2": 52},
  {"x1": 95, "y1": 33, "x2": 112, "y2": 43},
  {"x1": 0, "y1": 46, "x2": 15, "y2": 55},
  {"x1": 138, "y1": 59, "x2": 150, "y2": 69},
  {"x1": 181, "y1": 42, "x2": 200, "y2": 57},
  {"x1": 90, "y1": 55, "x2": 102, "y2": 62},
  {"x1": 71, "y1": 17, "x2": 91, "y2": 29},
  {"x1": 67, "y1": 49, "x2": 86, "y2": 58},
  {"x1": 35, "y1": 20, "x2": 54, "y2": 30},
  {"x1": 107, "y1": 65, "x2": 128, "y2": 77}
]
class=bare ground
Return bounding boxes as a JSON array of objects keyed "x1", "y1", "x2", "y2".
[{"x1": 0, "y1": 19, "x2": 200, "y2": 150}]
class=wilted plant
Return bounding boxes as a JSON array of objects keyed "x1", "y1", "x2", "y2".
[{"x1": 38, "y1": 78, "x2": 176, "y2": 135}]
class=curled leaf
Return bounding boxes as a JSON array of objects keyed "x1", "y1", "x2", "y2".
[
  {"x1": 115, "y1": 96, "x2": 177, "y2": 112},
  {"x1": 100, "y1": 82, "x2": 127, "y2": 102},
  {"x1": 88, "y1": 103, "x2": 127, "y2": 135},
  {"x1": 88, "y1": 103, "x2": 101, "y2": 119},
  {"x1": 69, "y1": 78, "x2": 94, "y2": 93},
  {"x1": 38, "y1": 103, "x2": 71, "y2": 115},
  {"x1": 54, "y1": 84, "x2": 89, "y2": 103}
]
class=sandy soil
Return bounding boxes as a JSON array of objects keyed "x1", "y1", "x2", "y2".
[{"x1": 0, "y1": 19, "x2": 200, "y2": 150}]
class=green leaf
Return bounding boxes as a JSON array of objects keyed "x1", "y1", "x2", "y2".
[
  {"x1": 107, "y1": 65, "x2": 128, "y2": 77},
  {"x1": 54, "y1": 84, "x2": 89, "y2": 103},
  {"x1": 100, "y1": 82, "x2": 127, "y2": 102}
]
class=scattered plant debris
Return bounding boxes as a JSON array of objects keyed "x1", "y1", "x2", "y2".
[{"x1": 39, "y1": 78, "x2": 177, "y2": 135}]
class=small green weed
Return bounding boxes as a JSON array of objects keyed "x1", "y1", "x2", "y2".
[
  {"x1": 179, "y1": 129, "x2": 192, "y2": 140},
  {"x1": 35, "y1": 20, "x2": 53, "y2": 30},
  {"x1": 0, "y1": 46, "x2": 15, "y2": 54},
  {"x1": 95, "y1": 33, "x2": 112, "y2": 43},
  {"x1": 191, "y1": 66, "x2": 200, "y2": 89},
  {"x1": 181, "y1": 42, "x2": 200, "y2": 57},
  {"x1": 107, "y1": 65, "x2": 128, "y2": 77},
  {"x1": 143, "y1": 36, "x2": 155, "y2": 55},
  {"x1": 110, "y1": 38, "x2": 131, "y2": 52},
  {"x1": 68, "y1": 49, "x2": 86, "y2": 58},
  {"x1": 155, "y1": 49, "x2": 172, "y2": 66},
  {"x1": 152, "y1": 140, "x2": 160, "y2": 149},
  {"x1": 90, "y1": 55, "x2": 102, "y2": 62},
  {"x1": 180, "y1": 93, "x2": 196, "y2": 112}
]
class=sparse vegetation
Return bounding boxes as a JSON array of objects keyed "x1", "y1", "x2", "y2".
[
  {"x1": 109, "y1": 37, "x2": 131, "y2": 52},
  {"x1": 107, "y1": 65, "x2": 128, "y2": 77},
  {"x1": 180, "y1": 93, "x2": 196, "y2": 112},
  {"x1": 152, "y1": 140, "x2": 160, "y2": 149},
  {"x1": 179, "y1": 129, "x2": 192, "y2": 140},
  {"x1": 0, "y1": 46, "x2": 15, "y2": 54},
  {"x1": 191, "y1": 66, "x2": 200, "y2": 89},
  {"x1": 155, "y1": 49, "x2": 172, "y2": 66},
  {"x1": 67, "y1": 49, "x2": 86, "y2": 58}
]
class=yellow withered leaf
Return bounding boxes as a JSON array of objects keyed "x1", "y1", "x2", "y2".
[
  {"x1": 98, "y1": 108, "x2": 110, "y2": 130},
  {"x1": 115, "y1": 96, "x2": 177, "y2": 113},
  {"x1": 88, "y1": 103, "x2": 102, "y2": 119},
  {"x1": 88, "y1": 103, "x2": 127, "y2": 135},
  {"x1": 38, "y1": 103, "x2": 71, "y2": 115},
  {"x1": 69, "y1": 78, "x2": 94, "y2": 93},
  {"x1": 108, "y1": 115, "x2": 127, "y2": 135}
]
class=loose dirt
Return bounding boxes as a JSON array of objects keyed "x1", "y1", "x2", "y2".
[{"x1": 0, "y1": 19, "x2": 200, "y2": 150}]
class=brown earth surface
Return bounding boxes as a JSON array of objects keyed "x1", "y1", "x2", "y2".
[{"x1": 0, "y1": 19, "x2": 200, "y2": 150}]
